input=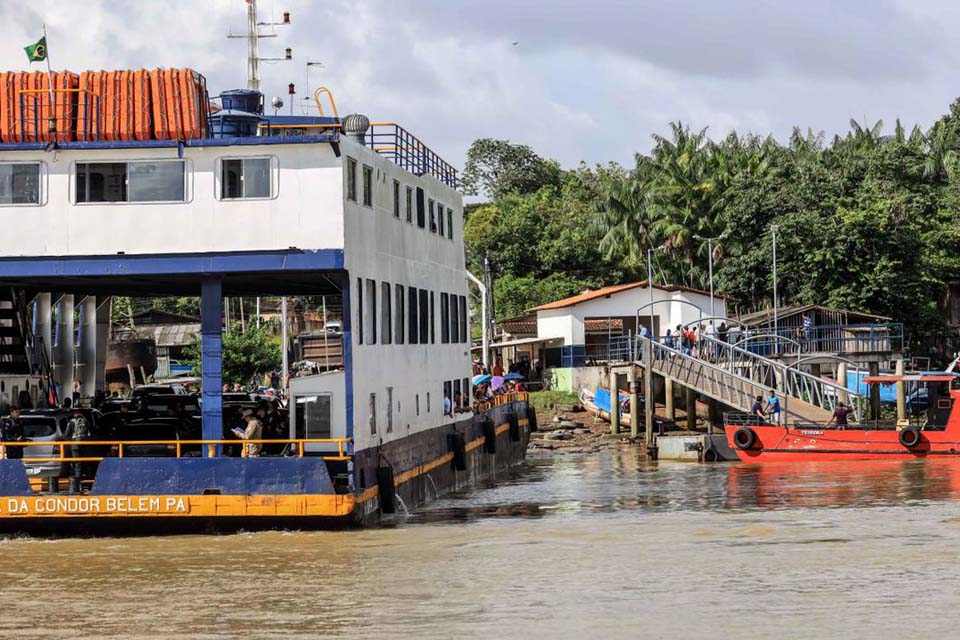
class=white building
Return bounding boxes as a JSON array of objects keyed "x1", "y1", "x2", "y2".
[{"x1": 531, "y1": 281, "x2": 728, "y2": 346}]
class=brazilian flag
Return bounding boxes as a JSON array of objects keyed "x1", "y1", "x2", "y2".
[{"x1": 24, "y1": 36, "x2": 47, "y2": 63}]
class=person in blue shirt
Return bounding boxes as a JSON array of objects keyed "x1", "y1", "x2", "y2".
[{"x1": 765, "y1": 390, "x2": 781, "y2": 425}]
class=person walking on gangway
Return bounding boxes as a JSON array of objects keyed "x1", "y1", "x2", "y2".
[{"x1": 765, "y1": 389, "x2": 782, "y2": 426}]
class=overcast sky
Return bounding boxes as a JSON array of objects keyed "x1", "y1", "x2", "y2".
[{"x1": 3, "y1": 0, "x2": 960, "y2": 170}]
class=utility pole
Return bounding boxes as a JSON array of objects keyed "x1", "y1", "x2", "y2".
[
  {"x1": 483, "y1": 254, "x2": 495, "y2": 368},
  {"x1": 771, "y1": 225, "x2": 780, "y2": 355},
  {"x1": 694, "y1": 233, "x2": 726, "y2": 317}
]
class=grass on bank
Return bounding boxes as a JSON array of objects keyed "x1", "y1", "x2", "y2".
[{"x1": 529, "y1": 389, "x2": 579, "y2": 412}]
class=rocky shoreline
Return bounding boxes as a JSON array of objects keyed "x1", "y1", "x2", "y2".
[{"x1": 528, "y1": 403, "x2": 616, "y2": 455}]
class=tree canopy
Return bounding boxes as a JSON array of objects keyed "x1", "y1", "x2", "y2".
[{"x1": 464, "y1": 101, "x2": 960, "y2": 337}]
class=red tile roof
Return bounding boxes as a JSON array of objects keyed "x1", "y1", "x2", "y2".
[{"x1": 528, "y1": 281, "x2": 724, "y2": 312}]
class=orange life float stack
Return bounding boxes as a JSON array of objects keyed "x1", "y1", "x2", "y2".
[{"x1": 0, "y1": 67, "x2": 210, "y2": 143}]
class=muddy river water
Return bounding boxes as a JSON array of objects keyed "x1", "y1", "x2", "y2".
[{"x1": 2, "y1": 447, "x2": 960, "y2": 639}]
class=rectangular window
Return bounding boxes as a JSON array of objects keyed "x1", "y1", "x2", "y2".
[
  {"x1": 428, "y1": 199, "x2": 437, "y2": 233},
  {"x1": 220, "y1": 157, "x2": 271, "y2": 199},
  {"x1": 430, "y1": 291, "x2": 436, "y2": 344},
  {"x1": 461, "y1": 378, "x2": 470, "y2": 408},
  {"x1": 0, "y1": 163, "x2": 40, "y2": 204},
  {"x1": 449, "y1": 293, "x2": 459, "y2": 344},
  {"x1": 416, "y1": 187, "x2": 425, "y2": 228},
  {"x1": 362, "y1": 165, "x2": 373, "y2": 206},
  {"x1": 346, "y1": 158, "x2": 357, "y2": 202},
  {"x1": 387, "y1": 387, "x2": 394, "y2": 433},
  {"x1": 405, "y1": 186, "x2": 413, "y2": 223},
  {"x1": 416, "y1": 394, "x2": 420, "y2": 416},
  {"x1": 76, "y1": 160, "x2": 185, "y2": 203},
  {"x1": 438, "y1": 201, "x2": 445, "y2": 236},
  {"x1": 427, "y1": 392, "x2": 431, "y2": 414},
  {"x1": 393, "y1": 179, "x2": 401, "y2": 218},
  {"x1": 408, "y1": 287, "x2": 419, "y2": 345},
  {"x1": 369, "y1": 393, "x2": 377, "y2": 435},
  {"x1": 365, "y1": 278, "x2": 377, "y2": 345},
  {"x1": 381, "y1": 282, "x2": 392, "y2": 344},
  {"x1": 440, "y1": 293, "x2": 449, "y2": 343},
  {"x1": 418, "y1": 289, "x2": 429, "y2": 344},
  {"x1": 447, "y1": 208, "x2": 454, "y2": 240},
  {"x1": 395, "y1": 284, "x2": 405, "y2": 344},
  {"x1": 452, "y1": 379, "x2": 460, "y2": 409},
  {"x1": 459, "y1": 296, "x2": 467, "y2": 344},
  {"x1": 294, "y1": 394, "x2": 331, "y2": 439},
  {"x1": 444, "y1": 381, "x2": 452, "y2": 416},
  {"x1": 356, "y1": 278, "x2": 363, "y2": 345}
]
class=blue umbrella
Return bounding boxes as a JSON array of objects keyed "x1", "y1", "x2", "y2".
[
  {"x1": 472, "y1": 374, "x2": 492, "y2": 386},
  {"x1": 503, "y1": 372, "x2": 525, "y2": 381}
]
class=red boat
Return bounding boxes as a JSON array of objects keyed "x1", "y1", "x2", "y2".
[{"x1": 725, "y1": 374, "x2": 959, "y2": 461}]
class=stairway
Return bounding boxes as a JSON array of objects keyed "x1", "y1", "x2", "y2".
[
  {"x1": 626, "y1": 337, "x2": 864, "y2": 425},
  {"x1": 0, "y1": 289, "x2": 31, "y2": 375}
]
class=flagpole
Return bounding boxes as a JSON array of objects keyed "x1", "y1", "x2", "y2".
[{"x1": 42, "y1": 23, "x2": 55, "y2": 135}]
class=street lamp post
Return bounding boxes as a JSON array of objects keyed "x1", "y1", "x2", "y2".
[
  {"x1": 646, "y1": 245, "x2": 666, "y2": 339},
  {"x1": 770, "y1": 224, "x2": 780, "y2": 355},
  {"x1": 694, "y1": 233, "x2": 726, "y2": 317}
]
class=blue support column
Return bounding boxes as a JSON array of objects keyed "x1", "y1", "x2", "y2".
[{"x1": 200, "y1": 277, "x2": 223, "y2": 456}]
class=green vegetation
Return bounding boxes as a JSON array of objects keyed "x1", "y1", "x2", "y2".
[
  {"x1": 528, "y1": 389, "x2": 580, "y2": 412},
  {"x1": 183, "y1": 324, "x2": 281, "y2": 385},
  {"x1": 463, "y1": 103, "x2": 960, "y2": 337}
]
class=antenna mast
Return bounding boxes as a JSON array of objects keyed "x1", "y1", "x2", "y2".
[{"x1": 227, "y1": 0, "x2": 292, "y2": 91}]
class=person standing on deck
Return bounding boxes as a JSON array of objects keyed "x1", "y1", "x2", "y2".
[
  {"x1": 2, "y1": 407, "x2": 25, "y2": 460},
  {"x1": 825, "y1": 402, "x2": 852, "y2": 429},
  {"x1": 765, "y1": 390, "x2": 782, "y2": 426},
  {"x1": 239, "y1": 408, "x2": 263, "y2": 458},
  {"x1": 751, "y1": 396, "x2": 765, "y2": 425},
  {"x1": 492, "y1": 360, "x2": 504, "y2": 378}
]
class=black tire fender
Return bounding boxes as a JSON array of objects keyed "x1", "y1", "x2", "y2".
[
  {"x1": 733, "y1": 427, "x2": 757, "y2": 451},
  {"x1": 482, "y1": 417, "x2": 497, "y2": 454},
  {"x1": 899, "y1": 427, "x2": 922, "y2": 449},
  {"x1": 376, "y1": 466, "x2": 396, "y2": 514}
]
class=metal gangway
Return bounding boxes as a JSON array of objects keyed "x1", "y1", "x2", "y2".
[{"x1": 614, "y1": 335, "x2": 866, "y2": 425}]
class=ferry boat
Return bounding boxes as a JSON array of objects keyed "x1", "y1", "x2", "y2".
[
  {"x1": 0, "y1": 8, "x2": 532, "y2": 533},
  {"x1": 724, "y1": 374, "x2": 957, "y2": 462}
]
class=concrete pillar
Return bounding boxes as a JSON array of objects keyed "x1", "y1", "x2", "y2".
[
  {"x1": 201, "y1": 277, "x2": 224, "y2": 455},
  {"x1": 94, "y1": 297, "x2": 111, "y2": 393},
  {"x1": 868, "y1": 360, "x2": 880, "y2": 421},
  {"x1": 895, "y1": 358, "x2": 907, "y2": 422},
  {"x1": 77, "y1": 296, "x2": 97, "y2": 398},
  {"x1": 686, "y1": 387, "x2": 697, "y2": 431},
  {"x1": 54, "y1": 295, "x2": 75, "y2": 404},
  {"x1": 609, "y1": 370, "x2": 620, "y2": 434},
  {"x1": 837, "y1": 362, "x2": 849, "y2": 405},
  {"x1": 664, "y1": 377, "x2": 675, "y2": 424},
  {"x1": 644, "y1": 341, "x2": 654, "y2": 447},
  {"x1": 707, "y1": 398, "x2": 721, "y2": 435},
  {"x1": 628, "y1": 367, "x2": 639, "y2": 439}
]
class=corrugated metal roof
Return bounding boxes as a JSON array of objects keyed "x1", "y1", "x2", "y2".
[
  {"x1": 527, "y1": 281, "x2": 724, "y2": 312},
  {"x1": 738, "y1": 304, "x2": 891, "y2": 326},
  {"x1": 133, "y1": 323, "x2": 200, "y2": 348}
]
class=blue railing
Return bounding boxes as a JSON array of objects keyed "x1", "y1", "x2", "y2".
[{"x1": 725, "y1": 323, "x2": 903, "y2": 356}]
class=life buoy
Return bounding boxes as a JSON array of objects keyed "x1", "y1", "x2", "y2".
[
  {"x1": 376, "y1": 466, "x2": 396, "y2": 514},
  {"x1": 507, "y1": 413, "x2": 521, "y2": 442},
  {"x1": 482, "y1": 418, "x2": 497, "y2": 454},
  {"x1": 733, "y1": 427, "x2": 757, "y2": 450},
  {"x1": 526, "y1": 406, "x2": 538, "y2": 432},
  {"x1": 447, "y1": 432, "x2": 467, "y2": 471},
  {"x1": 899, "y1": 427, "x2": 922, "y2": 449}
]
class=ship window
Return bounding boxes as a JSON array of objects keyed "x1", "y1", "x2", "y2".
[
  {"x1": 362, "y1": 165, "x2": 373, "y2": 206},
  {"x1": 418, "y1": 289, "x2": 429, "y2": 344},
  {"x1": 430, "y1": 291, "x2": 436, "y2": 344},
  {"x1": 440, "y1": 293, "x2": 449, "y2": 343},
  {"x1": 369, "y1": 393, "x2": 377, "y2": 435},
  {"x1": 220, "y1": 157, "x2": 271, "y2": 199},
  {"x1": 0, "y1": 162, "x2": 40, "y2": 205},
  {"x1": 356, "y1": 277, "x2": 363, "y2": 345},
  {"x1": 461, "y1": 378, "x2": 470, "y2": 408},
  {"x1": 365, "y1": 278, "x2": 377, "y2": 345},
  {"x1": 451, "y1": 380, "x2": 460, "y2": 412},
  {"x1": 381, "y1": 282, "x2": 392, "y2": 344},
  {"x1": 416, "y1": 393, "x2": 420, "y2": 416},
  {"x1": 405, "y1": 186, "x2": 413, "y2": 223},
  {"x1": 416, "y1": 187, "x2": 425, "y2": 228},
  {"x1": 427, "y1": 392, "x2": 431, "y2": 414},
  {"x1": 295, "y1": 394, "x2": 331, "y2": 439},
  {"x1": 408, "y1": 287, "x2": 419, "y2": 345},
  {"x1": 428, "y1": 199, "x2": 437, "y2": 233},
  {"x1": 447, "y1": 208, "x2": 454, "y2": 240},
  {"x1": 395, "y1": 284, "x2": 405, "y2": 345},
  {"x1": 393, "y1": 179, "x2": 401, "y2": 218},
  {"x1": 438, "y1": 201, "x2": 445, "y2": 236},
  {"x1": 459, "y1": 296, "x2": 467, "y2": 343},
  {"x1": 387, "y1": 387, "x2": 394, "y2": 433},
  {"x1": 449, "y1": 293, "x2": 459, "y2": 344},
  {"x1": 444, "y1": 381, "x2": 452, "y2": 416},
  {"x1": 346, "y1": 157, "x2": 357, "y2": 202},
  {"x1": 76, "y1": 160, "x2": 185, "y2": 203}
]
